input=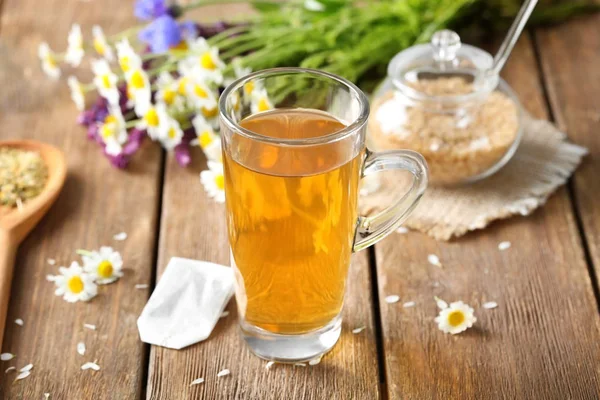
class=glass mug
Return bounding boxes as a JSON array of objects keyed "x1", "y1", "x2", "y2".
[{"x1": 219, "y1": 68, "x2": 428, "y2": 362}]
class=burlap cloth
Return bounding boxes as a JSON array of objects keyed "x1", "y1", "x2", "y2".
[{"x1": 359, "y1": 114, "x2": 587, "y2": 240}]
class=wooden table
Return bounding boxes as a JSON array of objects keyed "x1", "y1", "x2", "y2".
[{"x1": 1, "y1": 1, "x2": 600, "y2": 399}]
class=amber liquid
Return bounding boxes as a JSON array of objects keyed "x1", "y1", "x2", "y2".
[{"x1": 224, "y1": 109, "x2": 362, "y2": 334}]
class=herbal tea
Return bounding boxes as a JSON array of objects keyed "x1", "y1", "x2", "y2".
[{"x1": 224, "y1": 109, "x2": 362, "y2": 334}]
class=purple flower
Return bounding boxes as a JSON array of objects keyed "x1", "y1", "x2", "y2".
[
  {"x1": 179, "y1": 21, "x2": 198, "y2": 42},
  {"x1": 105, "y1": 152, "x2": 130, "y2": 169},
  {"x1": 123, "y1": 128, "x2": 146, "y2": 155},
  {"x1": 174, "y1": 142, "x2": 191, "y2": 167},
  {"x1": 139, "y1": 15, "x2": 181, "y2": 53},
  {"x1": 135, "y1": 0, "x2": 167, "y2": 21}
]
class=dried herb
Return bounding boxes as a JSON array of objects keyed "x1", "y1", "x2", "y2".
[{"x1": 0, "y1": 148, "x2": 48, "y2": 208}]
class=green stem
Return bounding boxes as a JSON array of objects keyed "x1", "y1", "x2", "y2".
[
  {"x1": 76, "y1": 249, "x2": 94, "y2": 257},
  {"x1": 207, "y1": 25, "x2": 250, "y2": 46},
  {"x1": 125, "y1": 119, "x2": 140, "y2": 128},
  {"x1": 109, "y1": 25, "x2": 144, "y2": 43}
]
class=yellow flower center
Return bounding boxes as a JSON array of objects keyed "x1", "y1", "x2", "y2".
[
  {"x1": 170, "y1": 40, "x2": 188, "y2": 51},
  {"x1": 94, "y1": 39, "x2": 105, "y2": 55},
  {"x1": 120, "y1": 56, "x2": 130, "y2": 72},
  {"x1": 163, "y1": 89, "x2": 176, "y2": 105},
  {"x1": 67, "y1": 276, "x2": 84, "y2": 294},
  {"x1": 105, "y1": 115, "x2": 117, "y2": 124},
  {"x1": 45, "y1": 55, "x2": 57, "y2": 68},
  {"x1": 244, "y1": 81, "x2": 255, "y2": 96},
  {"x1": 200, "y1": 52, "x2": 217, "y2": 70},
  {"x1": 144, "y1": 108, "x2": 159, "y2": 127},
  {"x1": 214, "y1": 174, "x2": 225, "y2": 190},
  {"x1": 257, "y1": 98, "x2": 271, "y2": 112},
  {"x1": 130, "y1": 70, "x2": 145, "y2": 90},
  {"x1": 100, "y1": 115, "x2": 118, "y2": 139},
  {"x1": 178, "y1": 77, "x2": 188, "y2": 95},
  {"x1": 447, "y1": 310, "x2": 465, "y2": 327},
  {"x1": 97, "y1": 260, "x2": 114, "y2": 278},
  {"x1": 168, "y1": 127, "x2": 177, "y2": 139},
  {"x1": 199, "y1": 131, "x2": 213, "y2": 148},
  {"x1": 202, "y1": 106, "x2": 218, "y2": 118},
  {"x1": 194, "y1": 85, "x2": 208, "y2": 98},
  {"x1": 101, "y1": 74, "x2": 112, "y2": 89}
]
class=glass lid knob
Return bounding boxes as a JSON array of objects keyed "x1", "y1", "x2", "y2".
[{"x1": 431, "y1": 30, "x2": 461, "y2": 62}]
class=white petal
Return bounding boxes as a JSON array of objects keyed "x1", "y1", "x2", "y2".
[
  {"x1": 483, "y1": 301, "x2": 498, "y2": 309},
  {"x1": 1, "y1": 353, "x2": 15, "y2": 361},
  {"x1": 352, "y1": 326, "x2": 366, "y2": 334},
  {"x1": 113, "y1": 232, "x2": 127, "y2": 241},
  {"x1": 293, "y1": 363, "x2": 306, "y2": 367},
  {"x1": 428, "y1": 254, "x2": 442, "y2": 267},
  {"x1": 396, "y1": 227, "x2": 408, "y2": 234},
  {"x1": 14, "y1": 370, "x2": 30, "y2": 381},
  {"x1": 44, "y1": 394, "x2": 50, "y2": 399},
  {"x1": 14, "y1": 319, "x2": 24, "y2": 326},
  {"x1": 220, "y1": 311, "x2": 229, "y2": 318},
  {"x1": 434, "y1": 296, "x2": 448, "y2": 309},
  {"x1": 217, "y1": 368, "x2": 230, "y2": 377},
  {"x1": 20, "y1": 364, "x2": 33, "y2": 372},
  {"x1": 135, "y1": 284, "x2": 149, "y2": 290},
  {"x1": 77, "y1": 342, "x2": 86, "y2": 356},
  {"x1": 47, "y1": 258, "x2": 56, "y2": 265},
  {"x1": 403, "y1": 301, "x2": 416, "y2": 308},
  {"x1": 498, "y1": 241, "x2": 511, "y2": 251},
  {"x1": 190, "y1": 377, "x2": 204, "y2": 386},
  {"x1": 5, "y1": 366, "x2": 16, "y2": 373},
  {"x1": 83, "y1": 323, "x2": 96, "y2": 330},
  {"x1": 265, "y1": 361, "x2": 275, "y2": 370},
  {"x1": 46, "y1": 274, "x2": 57, "y2": 282},
  {"x1": 385, "y1": 295, "x2": 400, "y2": 304},
  {"x1": 308, "y1": 357, "x2": 321, "y2": 366},
  {"x1": 81, "y1": 362, "x2": 100, "y2": 371}
]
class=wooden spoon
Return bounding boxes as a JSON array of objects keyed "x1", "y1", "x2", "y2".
[{"x1": 0, "y1": 140, "x2": 66, "y2": 347}]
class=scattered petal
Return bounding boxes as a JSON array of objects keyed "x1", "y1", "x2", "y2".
[
  {"x1": 403, "y1": 301, "x2": 416, "y2": 308},
  {"x1": 44, "y1": 394, "x2": 50, "y2": 400},
  {"x1": 396, "y1": 227, "x2": 408, "y2": 234},
  {"x1": 483, "y1": 301, "x2": 498, "y2": 309},
  {"x1": 265, "y1": 361, "x2": 275, "y2": 370},
  {"x1": 135, "y1": 284, "x2": 149, "y2": 290},
  {"x1": 81, "y1": 362, "x2": 100, "y2": 371},
  {"x1": 220, "y1": 311, "x2": 230, "y2": 318},
  {"x1": 20, "y1": 364, "x2": 33, "y2": 372},
  {"x1": 498, "y1": 241, "x2": 511, "y2": 251},
  {"x1": 77, "y1": 342, "x2": 86, "y2": 356},
  {"x1": 428, "y1": 254, "x2": 442, "y2": 267},
  {"x1": 435, "y1": 301, "x2": 477, "y2": 335},
  {"x1": 434, "y1": 296, "x2": 448, "y2": 309},
  {"x1": 113, "y1": 232, "x2": 127, "y2": 241},
  {"x1": 308, "y1": 357, "x2": 321, "y2": 366},
  {"x1": 217, "y1": 369, "x2": 230, "y2": 377},
  {"x1": 5, "y1": 366, "x2": 16, "y2": 373},
  {"x1": 14, "y1": 319, "x2": 24, "y2": 326},
  {"x1": 294, "y1": 363, "x2": 306, "y2": 367},
  {"x1": 46, "y1": 274, "x2": 57, "y2": 282},
  {"x1": 352, "y1": 326, "x2": 366, "y2": 334},
  {"x1": 83, "y1": 323, "x2": 96, "y2": 331},
  {"x1": 1, "y1": 353, "x2": 15, "y2": 361},
  {"x1": 14, "y1": 370, "x2": 31, "y2": 381},
  {"x1": 385, "y1": 295, "x2": 400, "y2": 304},
  {"x1": 47, "y1": 259, "x2": 56, "y2": 265},
  {"x1": 190, "y1": 377, "x2": 205, "y2": 386}
]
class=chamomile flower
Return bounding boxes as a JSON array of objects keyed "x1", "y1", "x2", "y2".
[
  {"x1": 92, "y1": 25, "x2": 114, "y2": 61},
  {"x1": 50, "y1": 261, "x2": 97, "y2": 303},
  {"x1": 179, "y1": 37, "x2": 225, "y2": 85},
  {"x1": 251, "y1": 88, "x2": 274, "y2": 114},
  {"x1": 224, "y1": 58, "x2": 252, "y2": 87},
  {"x1": 82, "y1": 246, "x2": 124, "y2": 285},
  {"x1": 67, "y1": 76, "x2": 85, "y2": 111},
  {"x1": 200, "y1": 161, "x2": 225, "y2": 203},
  {"x1": 199, "y1": 97, "x2": 220, "y2": 130},
  {"x1": 185, "y1": 75, "x2": 217, "y2": 109},
  {"x1": 98, "y1": 106, "x2": 128, "y2": 156},
  {"x1": 115, "y1": 39, "x2": 141, "y2": 74},
  {"x1": 192, "y1": 115, "x2": 222, "y2": 161},
  {"x1": 137, "y1": 102, "x2": 169, "y2": 140},
  {"x1": 125, "y1": 67, "x2": 151, "y2": 116},
  {"x1": 92, "y1": 59, "x2": 119, "y2": 106},
  {"x1": 435, "y1": 301, "x2": 476, "y2": 335},
  {"x1": 158, "y1": 116, "x2": 183, "y2": 151},
  {"x1": 65, "y1": 24, "x2": 85, "y2": 67},
  {"x1": 38, "y1": 42, "x2": 60, "y2": 79},
  {"x1": 155, "y1": 72, "x2": 185, "y2": 111}
]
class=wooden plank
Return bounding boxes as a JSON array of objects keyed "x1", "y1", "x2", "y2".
[
  {"x1": 0, "y1": 0, "x2": 162, "y2": 398},
  {"x1": 374, "y1": 35, "x2": 600, "y2": 399},
  {"x1": 535, "y1": 14, "x2": 600, "y2": 281},
  {"x1": 146, "y1": 148, "x2": 381, "y2": 399}
]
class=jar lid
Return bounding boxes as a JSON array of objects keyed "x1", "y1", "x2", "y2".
[{"x1": 388, "y1": 30, "x2": 497, "y2": 104}]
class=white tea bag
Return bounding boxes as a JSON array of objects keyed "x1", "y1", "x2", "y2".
[{"x1": 137, "y1": 257, "x2": 234, "y2": 349}]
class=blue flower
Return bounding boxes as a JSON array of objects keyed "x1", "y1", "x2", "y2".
[
  {"x1": 135, "y1": 0, "x2": 167, "y2": 21},
  {"x1": 139, "y1": 15, "x2": 182, "y2": 53}
]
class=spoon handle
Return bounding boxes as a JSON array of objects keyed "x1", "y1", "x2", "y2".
[
  {"x1": 491, "y1": 0, "x2": 538, "y2": 76},
  {"x1": 0, "y1": 232, "x2": 17, "y2": 348}
]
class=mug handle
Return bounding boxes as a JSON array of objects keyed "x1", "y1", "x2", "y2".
[{"x1": 353, "y1": 149, "x2": 428, "y2": 252}]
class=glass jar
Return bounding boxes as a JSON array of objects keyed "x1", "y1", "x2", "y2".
[{"x1": 369, "y1": 30, "x2": 523, "y2": 186}]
